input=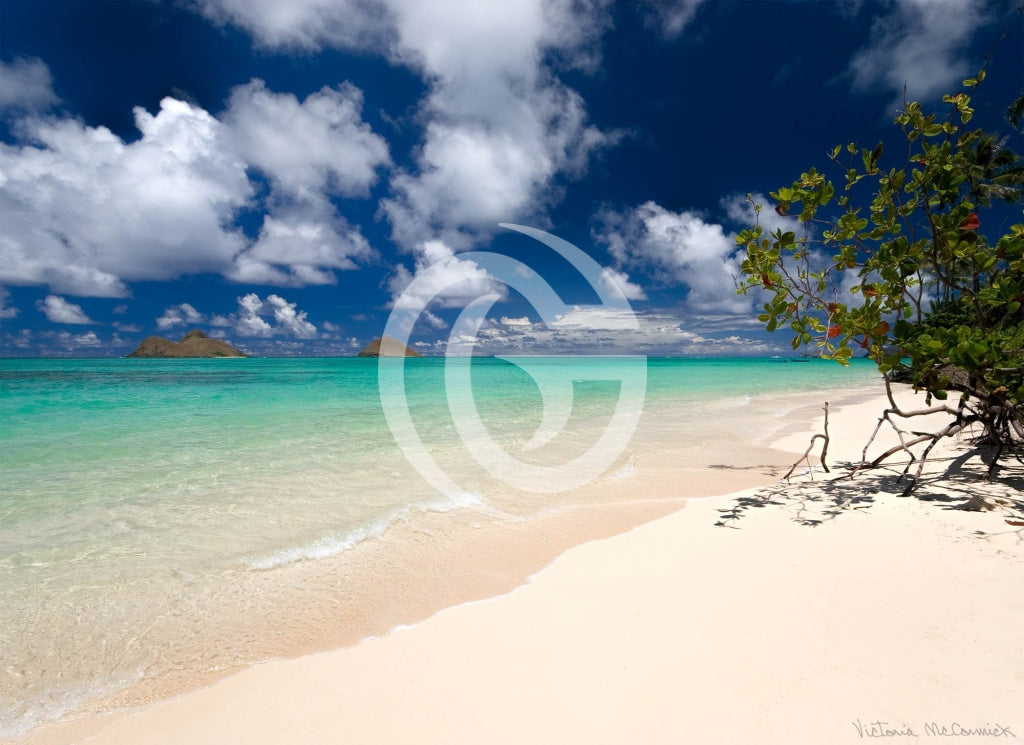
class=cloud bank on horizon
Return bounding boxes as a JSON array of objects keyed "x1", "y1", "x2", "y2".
[{"x1": 0, "y1": 0, "x2": 1019, "y2": 356}]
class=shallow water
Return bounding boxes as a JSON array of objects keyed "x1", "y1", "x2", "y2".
[{"x1": 0, "y1": 356, "x2": 878, "y2": 737}]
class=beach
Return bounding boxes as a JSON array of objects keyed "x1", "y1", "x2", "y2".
[{"x1": 12, "y1": 376, "x2": 1023, "y2": 745}]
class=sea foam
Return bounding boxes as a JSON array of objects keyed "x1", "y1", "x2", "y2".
[{"x1": 245, "y1": 490, "x2": 484, "y2": 571}]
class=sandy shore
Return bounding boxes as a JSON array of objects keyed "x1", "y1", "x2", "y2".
[{"x1": 20, "y1": 383, "x2": 1024, "y2": 744}]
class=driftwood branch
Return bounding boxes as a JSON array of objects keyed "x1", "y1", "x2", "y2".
[
  {"x1": 784, "y1": 403, "x2": 830, "y2": 480},
  {"x1": 848, "y1": 376, "x2": 982, "y2": 495}
]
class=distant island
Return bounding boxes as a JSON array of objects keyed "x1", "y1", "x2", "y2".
[
  {"x1": 356, "y1": 335, "x2": 422, "y2": 358},
  {"x1": 127, "y1": 329, "x2": 248, "y2": 358}
]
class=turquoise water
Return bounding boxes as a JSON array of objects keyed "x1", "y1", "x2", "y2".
[{"x1": 0, "y1": 356, "x2": 878, "y2": 737}]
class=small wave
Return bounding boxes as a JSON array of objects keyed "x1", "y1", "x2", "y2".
[
  {"x1": 0, "y1": 667, "x2": 144, "y2": 741},
  {"x1": 245, "y1": 491, "x2": 484, "y2": 571}
]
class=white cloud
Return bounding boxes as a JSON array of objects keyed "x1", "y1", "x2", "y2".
[
  {"x1": 0, "y1": 72, "x2": 391, "y2": 296},
  {"x1": 597, "y1": 201, "x2": 748, "y2": 314},
  {"x1": 219, "y1": 79, "x2": 388, "y2": 285},
  {"x1": 156, "y1": 302, "x2": 206, "y2": 330},
  {"x1": 0, "y1": 58, "x2": 58, "y2": 112},
  {"x1": 599, "y1": 268, "x2": 647, "y2": 301},
  {"x1": 389, "y1": 239, "x2": 507, "y2": 310},
  {"x1": 230, "y1": 197, "x2": 375, "y2": 286},
  {"x1": 49, "y1": 330, "x2": 103, "y2": 349},
  {"x1": 721, "y1": 192, "x2": 804, "y2": 240},
  {"x1": 0, "y1": 97, "x2": 252, "y2": 297},
  {"x1": 198, "y1": 0, "x2": 614, "y2": 249},
  {"x1": 549, "y1": 306, "x2": 641, "y2": 331},
  {"x1": 380, "y1": 0, "x2": 613, "y2": 247},
  {"x1": 236, "y1": 293, "x2": 274, "y2": 337},
  {"x1": 195, "y1": 0, "x2": 394, "y2": 51},
  {"x1": 265, "y1": 294, "x2": 318, "y2": 337},
  {"x1": 36, "y1": 295, "x2": 94, "y2": 324},
  {"x1": 639, "y1": 0, "x2": 707, "y2": 39},
  {"x1": 222, "y1": 79, "x2": 390, "y2": 199},
  {"x1": 443, "y1": 307, "x2": 780, "y2": 356},
  {"x1": 848, "y1": 0, "x2": 994, "y2": 103},
  {"x1": 0, "y1": 287, "x2": 18, "y2": 319},
  {"x1": 596, "y1": 194, "x2": 806, "y2": 315},
  {"x1": 232, "y1": 293, "x2": 318, "y2": 338}
]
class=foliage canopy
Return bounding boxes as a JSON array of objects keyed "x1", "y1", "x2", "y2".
[{"x1": 737, "y1": 72, "x2": 1024, "y2": 476}]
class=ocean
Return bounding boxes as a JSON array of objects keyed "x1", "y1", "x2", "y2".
[{"x1": 0, "y1": 356, "x2": 880, "y2": 738}]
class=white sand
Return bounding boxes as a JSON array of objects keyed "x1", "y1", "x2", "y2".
[{"x1": 21, "y1": 385, "x2": 1024, "y2": 744}]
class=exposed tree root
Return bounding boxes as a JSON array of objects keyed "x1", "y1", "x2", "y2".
[
  {"x1": 845, "y1": 375, "x2": 1023, "y2": 497},
  {"x1": 784, "y1": 403, "x2": 830, "y2": 481}
]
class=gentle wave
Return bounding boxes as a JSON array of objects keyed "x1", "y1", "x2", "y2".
[{"x1": 245, "y1": 490, "x2": 484, "y2": 571}]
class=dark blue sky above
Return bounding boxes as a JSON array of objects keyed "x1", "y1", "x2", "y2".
[{"x1": 0, "y1": 0, "x2": 1021, "y2": 356}]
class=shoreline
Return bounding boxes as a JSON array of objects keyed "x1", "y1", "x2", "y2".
[
  {"x1": 14, "y1": 379, "x2": 1024, "y2": 744},
  {"x1": 6, "y1": 376, "x2": 845, "y2": 742}
]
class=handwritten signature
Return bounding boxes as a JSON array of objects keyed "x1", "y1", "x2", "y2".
[{"x1": 852, "y1": 719, "x2": 1016, "y2": 739}]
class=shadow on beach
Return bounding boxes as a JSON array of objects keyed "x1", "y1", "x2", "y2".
[{"x1": 713, "y1": 444, "x2": 1024, "y2": 541}]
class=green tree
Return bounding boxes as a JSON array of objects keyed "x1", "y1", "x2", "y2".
[{"x1": 736, "y1": 72, "x2": 1024, "y2": 495}]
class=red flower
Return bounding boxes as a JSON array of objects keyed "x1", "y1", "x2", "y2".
[
  {"x1": 827, "y1": 324, "x2": 842, "y2": 338},
  {"x1": 959, "y1": 212, "x2": 980, "y2": 231}
]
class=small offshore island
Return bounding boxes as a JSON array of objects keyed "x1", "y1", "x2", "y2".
[
  {"x1": 356, "y1": 335, "x2": 422, "y2": 357},
  {"x1": 126, "y1": 329, "x2": 248, "y2": 358}
]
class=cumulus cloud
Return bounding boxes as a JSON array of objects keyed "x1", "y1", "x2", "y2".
[
  {"x1": 222, "y1": 79, "x2": 390, "y2": 199},
  {"x1": 197, "y1": 0, "x2": 614, "y2": 249},
  {"x1": 0, "y1": 58, "x2": 59, "y2": 112},
  {"x1": 230, "y1": 197, "x2": 375, "y2": 286},
  {"x1": 0, "y1": 97, "x2": 252, "y2": 297},
  {"x1": 265, "y1": 293, "x2": 318, "y2": 337},
  {"x1": 389, "y1": 239, "x2": 507, "y2": 311},
  {"x1": 155, "y1": 294, "x2": 320, "y2": 339},
  {"x1": 596, "y1": 201, "x2": 750, "y2": 314},
  {"x1": 156, "y1": 302, "x2": 206, "y2": 330},
  {"x1": 232, "y1": 293, "x2": 318, "y2": 338},
  {"x1": 380, "y1": 0, "x2": 614, "y2": 247},
  {"x1": 848, "y1": 0, "x2": 994, "y2": 103},
  {"x1": 595, "y1": 194, "x2": 806, "y2": 315},
  {"x1": 36, "y1": 295, "x2": 94, "y2": 324},
  {"x1": 220, "y1": 79, "x2": 387, "y2": 285},
  {"x1": 0, "y1": 72, "x2": 393, "y2": 296}
]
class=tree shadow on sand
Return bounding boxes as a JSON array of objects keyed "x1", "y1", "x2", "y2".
[{"x1": 714, "y1": 445, "x2": 1024, "y2": 541}]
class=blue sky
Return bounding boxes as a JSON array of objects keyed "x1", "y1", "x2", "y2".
[{"x1": 0, "y1": 0, "x2": 1021, "y2": 357}]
